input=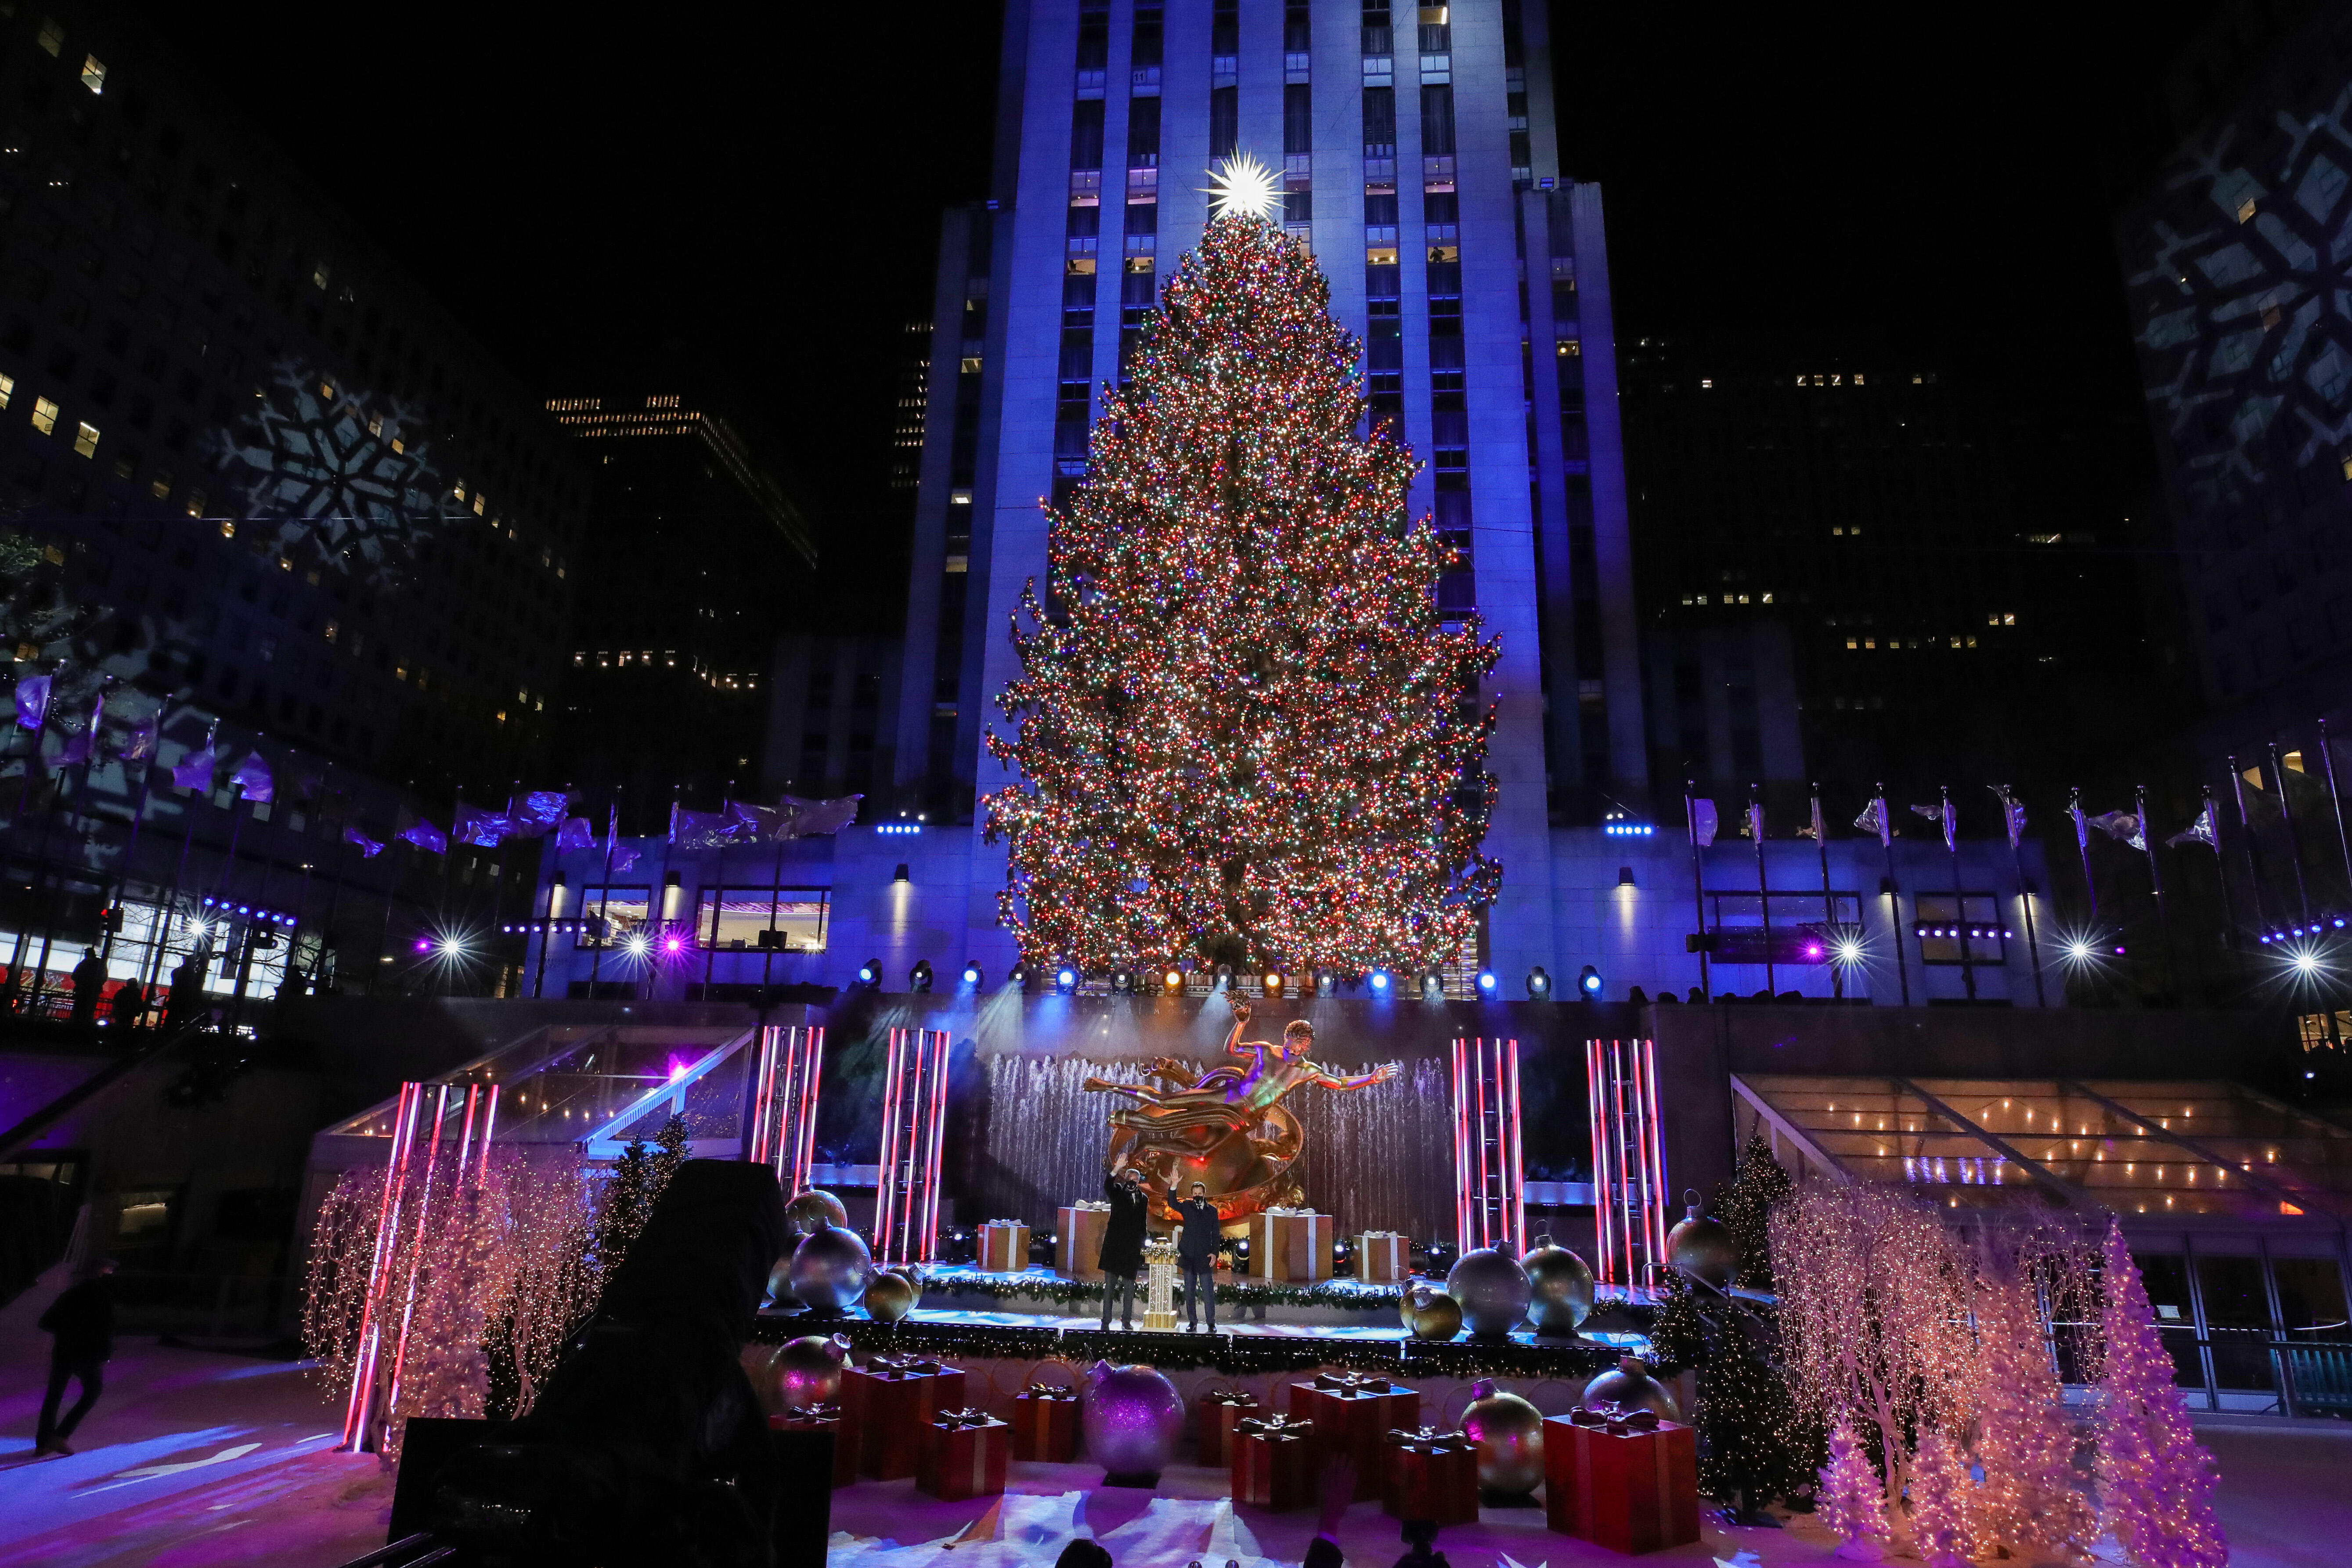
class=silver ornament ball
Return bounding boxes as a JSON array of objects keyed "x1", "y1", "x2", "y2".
[
  {"x1": 1521, "y1": 1242, "x2": 1595, "y2": 1334},
  {"x1": 768, "y1": 1332, "x2": 851, "y2": 1409},
  {"x1": 1461, "y1": 1377, "x2": 1545, "y2": 1495},
  {"x1": 786, "y1": 1222, "x2": 874, "y2": 1312},
  {"x1": 1446, "y1": 1246, "x2": 1534, "y2": 1336},
  {"x1": 1583, "y1": 1355, "x2": 1681, "y2": 1421},
  {"x1": 785, "y1": 1188, "x2": 851, "y2": 1236}
]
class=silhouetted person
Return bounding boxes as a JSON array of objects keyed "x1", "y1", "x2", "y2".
[
  {"x1": 1096, "y1": 1165, "x2": 1148, "y2": 1331},
  {"x1": 1175, "y1": 1180, "x2": 1221, "y2": 1332},
  {"x1": 1393, "y1": 1518, "x2": 1450, "y2": 1566},
  {"x1": 110, "y1": 977, "x2": 145, "y2": 1030},
  {"x1": 69, "y1": 949, "x2": 105, "y2": 1027},
  {"x1": 164, "y1": 952, "x2": 207, "y2": 1032},
  {"x1": 1053, "y1": 1543, "x2": 1112, "y2": 1568},
  {"x1": 36, "y1": 1258, "x2": 115, "y2": 1455}
]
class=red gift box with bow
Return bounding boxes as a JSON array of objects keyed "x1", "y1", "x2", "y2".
[
  {"x1": 844, "y1": 1356, "x2": 969, "y2": 1479},
  {"x1": 916, "y1": 1408, "x2": 1010, "y2": 1501},
  {"x1": 1011, "y1": 1383, "x2": 1081, "y2": 1462},
  {"x1": 1542, "y1": 1406, "x2": 1699, "y2": 1554},
  {"x1": 1290, "y1": 1375, "x2": 1419, "y2": 1499},
  {"x1": 1382, "y1": 1425, "x2": 1479, "y2": 1526},
  {"x1": 1231, "y1": 1413, "x2": 1317, "y2": 1510},
  {"x1": 1196, "y1": 1388, "x2": 1262, "y2": 1468},
  {"x1": 770, "y1": 1402, "x2": 857, "y2": 1487}
]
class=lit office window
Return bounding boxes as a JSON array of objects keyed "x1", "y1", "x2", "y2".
[
  {"x1": 79, "y1": 54, "x2": 104, "y2": 93},
  {"x1": 0, "y1": 373, "x2": 13, "y2": 410},
  {"x1": 30, "y1": 397, "x2": 58, "y2": 435},
  {"x1": 36, "y1": 18, "x2": 63, "y2": 56},
  {"x1": 72, "y1": 420, "x2": 98, "y2": 458}
]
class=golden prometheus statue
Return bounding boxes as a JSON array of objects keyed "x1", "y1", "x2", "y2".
[{"x1": 1083, "y1": 1002, "x2": 1399, "y2": 1223}]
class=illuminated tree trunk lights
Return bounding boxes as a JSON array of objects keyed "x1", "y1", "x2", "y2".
[
  {"x1": 1450, "y1": 1035, "x2": 1525, "y2": 1255},
  {"x1": 747, "y1": 1023, "x2": 823, "y2": 1194},
  {"x1": 338, "y1": 1079, "x2": 498, "y2": 1453},
  {"x1": 2094, "y1": 1219, "x2": 2227, "y2": 1568},
  {"x1": 984, "y1": 211, "x2": 1501, "y2": 974},
  {"x1": 1585, "y1": 1036, "x2": 1666, "y2": 1289},
  {"x1": 874, "y1": 1027, "x2": 951, "y2": 1266}
]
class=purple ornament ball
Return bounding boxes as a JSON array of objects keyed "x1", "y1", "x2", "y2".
[{"x1": 1080, "y1": 1359, "x2": 1184, "y2": 1478}]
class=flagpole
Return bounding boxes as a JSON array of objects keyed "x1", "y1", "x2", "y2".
[
  {"x1": 587, "y1": 790, "x2": 621, "y2": 996},
  {"x1": 532, "y1": 784, "x2": 571, "y2": 1000},
  {"x1": 2225, "y1": 756, "x2": 2270, "y2": 935},
  {"x1": 9, "y1": 660, "x2": 56, "y2": 828},
  {"x1": 102, "y1": 697, "x2": 168, "y2": 971},
  {"x1": 1811, "y1": 786, "x2": 1840, "y2": 1000},
  {"x1": 1873, "y1": 784, "x2": 1910, "y2": 1007},
  {"x1": 487, "y1": 779, "x2": 520, "y2": 998},
  {"x1": 1685, "y1": 782, "x2": 1710, "y2": 1002},
  {"x1": 1940, "y1": 786, "x2": 1974, "y2": 1002},
  {"x1": 703, "y1": 781, "x2": 736, "y2": 996},
  {"x1": 313, "y1": 789, "x2": 350, "y2": 995},
  {"x1": 2318, "y1": 719, "x2": 2352, "y2": 903},
  {"x1": 2069, "y1": 787, "x2": 2100, "y2": 924},
  {"x1": 2268, "y1": 743, "x2": 2315, "y2": 927},
  {"x1": 2138, "y1": 782, "x2": 2182, "y2": 1001},
  {"x1": 1996, "y1": 786, "x2": 2046, "y2": 1007},
  {"x1": 144, "y1": 722, "x2": 217, "y2": 1000},
  {"x1": 1749, "y1": 785, "x2": 1774, "y2": 995}
]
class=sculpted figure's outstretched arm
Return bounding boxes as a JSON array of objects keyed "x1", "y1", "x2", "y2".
[{"x1": 1318, "y1": 1061, "x2": 1402, "y2": 1092}]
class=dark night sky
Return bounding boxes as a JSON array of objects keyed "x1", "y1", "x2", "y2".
[{"x1": 141, "y1": 1, "x2": 2223, "y2": 606}]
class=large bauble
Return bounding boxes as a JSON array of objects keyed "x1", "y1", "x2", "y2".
[
  {"x1": 786, "y1": 1222, "x2": 874, "y2": 1312},
  {"x1": 1460, "y1": 1377, "x2": 1545, "y2": 1495},
  {"x1": 785, "y1": 1188, "x2": 851, "y2": 1236},
  {"x1": 769, "y1": 1332, "x2": 851, "y2": 1409},
  {"x1": 1446, "y1": 1247, "x2": 1534, "y2": 1337},
  {"x1": 1080, "y1": 1359, "x2": 1184, "y2": 1479},
  {"x1": 1522, "y1": 1242, "x2": 1596, "y2": 1334},
  {"x1": 1665, "y1": 1193, "x2": 1736, "y2": 1287},
  {"x1": 1400, "y1": 1278, "x2": 1432, "y2": 1330},
  {"x1": 865, "y1": 1268, "x2": 918, "y2": 1323},
  {"x1": 1583, "y1": 1355, "x2": 1680, "y2": 1421},
  {"x1": 1407, "y1": 1288, "x2": 1462, "y2": 1341},
  {"x1": 763, "y1": 1252, "x2": 803, "y2": 1312}
]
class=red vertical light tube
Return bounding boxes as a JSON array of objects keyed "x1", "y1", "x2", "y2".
[
  {"x1": 1450, "y1": 1038, "x2": 1468, "y2": 1253},
  {"x1": 475, "y1": 1083, "x2": 499, "y2": 1189},
  {"x1": 1627, "y1": 1039, "x2": 1658, "y2": 1289},
  {"x1": 386, "y1": 1084, "x2": 451, "y2": 1417},
  {"x1": 876, "y1": 1028, "x2": 905, "y2": 1265},
  {"x1": 796, "y1": 1028, "x2": 825, "y2": 1193},
  {"x1": 1639, "y1": 1038, "x2": 1668, "y2": 1271},
  {"x1": 748, "y1": 1024, "x2": 778, "y2": 1167},
  {"x1": 1472, "y1": 1037, "x2": 1492, "y2": 1251},
  {"x1": 922, "y1": 1030, "x2": 949, "y2": 1262},
  {"x1": 343, "y1": 1081, "x2": 419, "y2": 1450},
  {"x1": 1584, "y1": 1040, "x2": 1607, "y2": 1285},
  {"x1": 454, "y1": 1084, "x2": 480, "y2": 1178},
  {"x1": 1505, "y1": 1038, "x2": 1525, "y2": 1257}
]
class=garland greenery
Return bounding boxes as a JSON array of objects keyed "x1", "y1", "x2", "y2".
[{"x1": 751, "y1": 1314, "x2": 1625, "y2": 1382}]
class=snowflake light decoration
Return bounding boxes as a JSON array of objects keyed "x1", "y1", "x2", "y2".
[{"x1": 213, "y1": 361, "x2": 458, "y2": 589}]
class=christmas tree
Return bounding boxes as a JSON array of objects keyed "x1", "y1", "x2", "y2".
[
  {"x1": 1906, "y1": 1429, "x2": 1977, "y2": 1568},
  {"x1": 1973, "y1": 1266, "x2": 2092, "y2": 1561},
  {"x1": 1644, "y1": 1270, "x2": 1820, "y2": 1520},
  {"x1": 985, "y1": 176, "x2": 1501, "y2": 973},
  {"x1": 2093, "y1": 1221, "x2": 2226, "y2": 1568},
  {"x1": 1817, "y1": 1415, "x2": 1890, "y2": 1561},
  {"x1": 1718, "y1": 1131, "x2": 1794, "y2": 1291}
]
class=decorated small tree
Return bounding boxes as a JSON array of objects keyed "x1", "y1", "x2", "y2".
[
  {"x1": 1718, "y1": 1130, "x2": 1795, "y2": 1291},
  {"x1": 1973, "y1": 1266, "x2": 2093, "y2": 1561},
  {"x1": 2094, "y1": 1220, "x2": 2226, "y2": 1568},
  {"x1": 1644, "y1": 1269, "x2": 1819, "y2": 1521},
  {"x1": 1906, "y1": 1429, "x2": 1976, "y2": 1568},
  {"x1": 985, "y1": 167, "x2": 1501, "y2": 974},
  {"x1": 1817, "y1": 1414, "x2": 1890, "y2": 1561}
]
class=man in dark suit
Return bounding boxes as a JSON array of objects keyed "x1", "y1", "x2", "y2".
[
  {"x1": 1096, "y1": 1165, "x2": 1149, "y2": 1330},
  {"x1": 1175, "y1": 1181, "x2": 1223, "y2": 1332}
]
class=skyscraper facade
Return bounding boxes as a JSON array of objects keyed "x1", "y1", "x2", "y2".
[{"x1": 891, "y1": 0, "x2": 1643, "y2": 980}]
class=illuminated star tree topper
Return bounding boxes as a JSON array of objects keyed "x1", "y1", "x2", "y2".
[{"x1": 983, "y1": 192, "x2": 1501, "y2": 975}]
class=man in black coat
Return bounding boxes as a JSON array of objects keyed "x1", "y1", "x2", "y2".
[
  {"x1": 1175, "y1": 1181, "x2": 1223, "y2": 1332},
  {"x1": 1096, "y1": 1166, "x2": 1150, "y2": 1331},
  {"x1": 36, "y1": 1258, "x2": 116, "y2": 1455}
]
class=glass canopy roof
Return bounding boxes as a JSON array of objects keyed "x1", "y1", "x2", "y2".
[{"x1": 1732, "y1": 1075, "x2": 2352, "y2": 1222}]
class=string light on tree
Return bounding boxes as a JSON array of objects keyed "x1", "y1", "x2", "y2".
[
  {"x1": 2094, "y1": 1219, "x2": 2227, "y2": 1568},
  {"x1": 1972, "y1": 1261, "x2": 2094, "y2": 1561},
  {"x1": 1817, "y1": 1415, "x2": 1891, "y2": 1560},
  {"x1": 985, "y1": 179, "x2": 1501, "y2": 973},
  {"x1": 1905, "y1": 1429, "x2": 1977, "y2": 1568}
]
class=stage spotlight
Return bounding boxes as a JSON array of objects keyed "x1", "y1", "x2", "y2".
[
  {"x1": 961, "y1": 961, "x2": 984, "y2": 989},
  {"x1": 1263, "y1": 972, "x2": 1284, "y2": 997},
  {"x1": 1056, "y1": 965, "x2": 1079, "y2": 994},
  {"x1": 1369, "y1": 969, "x2": 1392, "y2": 994},
  {"x1": 1008, "y1": 960, "x2": 1033, "y2": 991},
  {"x1": 910, "y1": 959, "x2": 934, "y2": 993},
  {"x1": 1476, "y1": 970, "x2": 1498, "y2": 996},
  {"x1": 1420, "y1": 970, "x2": 1445, "y2": 1002},
  {"x1": 1214, "y1": 963, "x2": 1234, "y2": 991},
  {"x1": 1163, "y1": 967, "x2": 1185, "y2": 991},
  {"x1": 1316, "y1": 970, "x2": 1338, "y2": 997},
  {"x1": 1526, "y1": 965, "x2": 1552, "y2": 999},
  {"x1": 1578, "y1": 964, "x2": 1604, "y2": 998},
  {"x1": 858, "y1": 957, "x2": 884, "y2": 987},
  {"x1": 1111, "y1": 966, "x2": 1134, "y2": 994}
]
